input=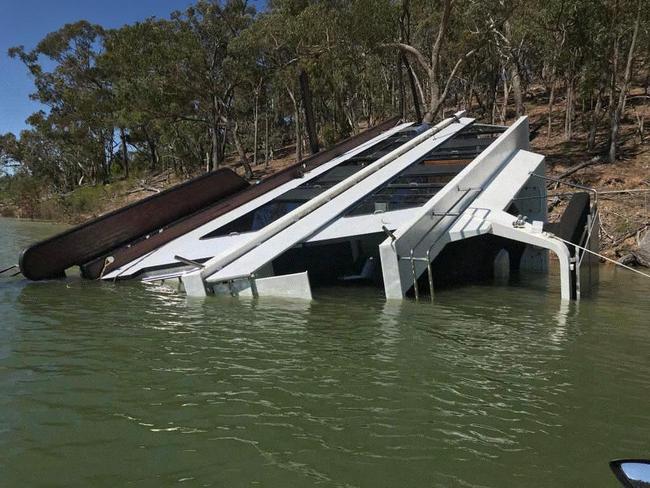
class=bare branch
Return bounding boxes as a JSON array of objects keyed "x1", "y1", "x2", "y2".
[
  {"x1": 379, "y1": 42, "x2": 431, "y2": 74},
  {"x1": 430, "y1": 0, "x2": 453, "y2": 78},
  {"x1": 438, "y1": 49, "x2": 476, "y2": 112}
]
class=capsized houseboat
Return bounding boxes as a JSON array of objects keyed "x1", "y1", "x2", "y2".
[{"x1": 18, "y1": 113, "x2": 599, "y2": 301}]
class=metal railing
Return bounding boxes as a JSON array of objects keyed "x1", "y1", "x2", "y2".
[
  {"x1": 401, "y1": 172, "x2": 602, "y2": 302},
  {"x1": 398, "y1": 186, "x2": 483, "y2": 301},
  {"x1": 0, "y1": 264, "x2": 19, "y2": 278},
  {"x1": 575, "y1": 205, "x2": 600, "y2": 298},
  {"x1": 528, "y1": 172, "x2": 599, "y2": 209}
]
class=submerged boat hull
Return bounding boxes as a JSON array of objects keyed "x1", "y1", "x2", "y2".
[{"x1": 19, "y1": 168, "x2": 248, "y2": 280}]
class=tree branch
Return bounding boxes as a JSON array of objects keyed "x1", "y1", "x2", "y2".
[
  {"x1": 430, "y1": 0, "x2": 453, "y2": 79},
  {"x1": 380, "y1": 42, "x2": 431, "y2": 73},
  {"x1": 438, "y1": 49, "x2": 475, "y2": 112}
]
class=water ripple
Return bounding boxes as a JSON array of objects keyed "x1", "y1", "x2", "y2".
[{"x1": 3, "y1": 219, "x2": 650, "y2": 486}]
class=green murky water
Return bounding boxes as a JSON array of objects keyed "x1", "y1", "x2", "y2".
[{"x1": 1, "y1": 217, "x2": 649, "y2": 487}]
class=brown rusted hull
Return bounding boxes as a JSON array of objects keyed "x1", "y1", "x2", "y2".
[
  {"x1": 19, "y1": 169, "x2": 249, "y2": 280},
  {"x1": 81, "y1": 116, "x2": 401, "y2": 280}
]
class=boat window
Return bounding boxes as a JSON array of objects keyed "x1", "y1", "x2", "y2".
[
  {"x1": 343, "y1": 123, "x2": 506, "y2": 216},
  {"x1": 200, "y1": 127, "x2": 420, "y2": 239}
]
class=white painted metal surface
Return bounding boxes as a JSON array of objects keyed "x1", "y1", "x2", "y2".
[
  {"x1": 183, "y1": 113, "x2": 471, "y2": 296},
  {"x1": 308, "y1": 208, "x2": 418, "y2": 242},
  {"x1": 440, "y1": 150, "x2": 570, "y2": 299},
  {"x1": 103, "y1": 122, "x2": 412, "y2": 280},
  {"x1": 106, "y1": 114, "x2": 576, "y2": 302},
  {"x1": 379, "y1": 116, "x2": 572, "y2": 300},
  {"x1": 200, "y1": 116, "x2": 472, "y2": 289},
  {"x1": 238, "y1": 272, "x2": 313, "y2": 300}
]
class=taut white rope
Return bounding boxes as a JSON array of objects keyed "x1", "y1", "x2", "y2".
[{"x1": 549, "y1": 233, "x2": 650, "y2": 280}]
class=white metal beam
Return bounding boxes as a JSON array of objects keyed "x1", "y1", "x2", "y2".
[
  {"x1": 103, "y1": 122, "x2": 412, "y2": 280},
  {"x1": 183, "y1": 113, "x2": 471, "y2": 296},
  {"x1": 380, "y1": 116, "x2": 531, "y2": 299}
]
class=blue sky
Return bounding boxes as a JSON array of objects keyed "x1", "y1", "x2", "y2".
[{"x1": 0, "y1": 0, "x2": 264, "y2": 136}]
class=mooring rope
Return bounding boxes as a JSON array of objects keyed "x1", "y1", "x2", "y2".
[{"x1": 549, "y1": 233, "x2": 650, "y2": 280}]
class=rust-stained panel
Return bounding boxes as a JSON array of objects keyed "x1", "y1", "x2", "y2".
[
  {"x1": 80, "y1": 116, "x2": 402, "y2": 280},
  {"x1": 20, "y1": 168, "x2": 249, "y2": 280}
]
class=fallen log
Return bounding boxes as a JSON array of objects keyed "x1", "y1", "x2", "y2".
[
  {"x1": 555, "y1": 156, "x2": 602, "y2": 181},
  {"x1": 615, "y1": 226, "x2": 650, "y2": 268},
  {"x1": 611, "y1": 222, "x2": 650, "y2": 247}
]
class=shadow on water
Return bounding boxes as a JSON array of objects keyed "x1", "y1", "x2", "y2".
[{"x1": 3, "y1": 217, "x2": 650, "y2": 487}]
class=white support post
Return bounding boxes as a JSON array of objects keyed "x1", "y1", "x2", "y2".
[{"x1": 490, "y1": 217, "x2": 571, "y2": 300}]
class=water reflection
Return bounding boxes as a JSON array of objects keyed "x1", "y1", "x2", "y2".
[
  {"x1": 549, "y1": 299, "x2": 571, "y2": 344},
  {"x1": 4, "y1": 218, "x2": 650, "y2": 487}
]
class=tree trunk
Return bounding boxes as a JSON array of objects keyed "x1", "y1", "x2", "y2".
[
  {"x1": 398, "y1": 53, "x2": 406, "y2": 119},
  {"x1": 608, "y1": 0, "x2": 641, "y2": 163},
  {"x1": 264, "y1": 108, "x2": 269, "y2": 168},
  {"x1": 423, "y1": 71, "x2": 441, "y2": 124},
  {"x1": 253, "y1": 85, "x2": 259, "y2": 167},
  {"x1": 210, "y1": 127, "x2": 219, "y2": 171},
  {"x1": 504, "y1": 20, "x2": 525, "y2": 117},
  {"x1": 219, "y1": 126, "x2": 227, "y2": 168},
  {"x1": 210, "y1": 93, "x2": 221, "y2": 171},
  {"x1": 547, "y1": 79, "x2": 556, "y2": 142},
  {"x1": 588, "y1": 85, "x2": 604, "y2": 150},
  {"x1": 409, "y1": 65, "x2": 426, "y2": 116},
  {"x1": 232, "y1": 122, "x2": 253, "y2": 179},
  {"x1": 403, "y1": 54, "x2": 422, "y2": 122},
  {"x1": 286, "y1": 85, "x2": 302, "y2": 162},
  {"x1": 500, "y1": 72, "x2": 510, "y2": 124},
  {"x1": 510, "y1": 62, "x2": 525, "y2": 117},
  {"x1": 565, "y1": 78, "x2": 574, "y2": 141},
  {"x1": 487, "y1": 72, "x2": 499, "y2": 124},
  {"x1": 422, "y1": 0, "x2": 452, "y2": 124},
  {"x1": 119, "y1": 127, "x2": 129, "y2": 179},
  {"x1": 144, "y1": 130, "x2": 158, "y2": 171},
  {"x1": 299, "y1": 69, "x2": 319, "y2": 155},
  {"x1": 397, "y1": 2, "x2": 421, "y2": 123},
  {"x1": 464, "y1": 76, "x2": 474, "y2": 112}
]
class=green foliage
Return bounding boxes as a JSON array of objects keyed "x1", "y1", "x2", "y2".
[{"x1": 3, "y1": 0, "x2": 649, "y2": 216}]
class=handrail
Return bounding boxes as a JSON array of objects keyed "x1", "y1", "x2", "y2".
[
  {"x1": 382, "y1": 115, "x2": 531, "y2": 300},
  {"x1": 0, "y1": 264, "x2": 18, "y2": 275},
  {"x1": 578, "y1": 207, "x2": 599, "y2": 268},
  {"x1": 399, "y1": 186, "x2": 482, "y2": 300},
  {"x1": 551, "y1": 231, "x2": 650, "y2": 280},
  {"x1": 528, "y1": 172, "x2": 601, "y2": 300}
]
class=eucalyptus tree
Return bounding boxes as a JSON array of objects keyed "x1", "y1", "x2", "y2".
[
  {"x1": 382, "y1": 0, "x2": 478, "y2": 123},
  {"x1": 0, "y1": 133, "x2": 18, "y2": 176},
  {"x1": 237, "y1": 1, "x2": 318, "y2": 161},
  {"x1": 6, "y1": 0, "x2": 650, "y2": 204},
  {"x1": 169, "y1": 0, "x2": 257, "y2": 173},
  {"x1": 101, "y1": 20, "x2": 180, "y2": 173},
  {"x1": 9, "y1": 21, "x2": 115, "y2": 185},
  {"x1": 606, "y1": 0, "x2": 645, "y2": 162}
]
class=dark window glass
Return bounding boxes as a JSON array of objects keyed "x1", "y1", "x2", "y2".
[
  {"x1": 200, "y1": 127, "x2": 420, "y2": 239},
  {"x1": 343, "y1": 123, "x2": 506, "y2": 216}
]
